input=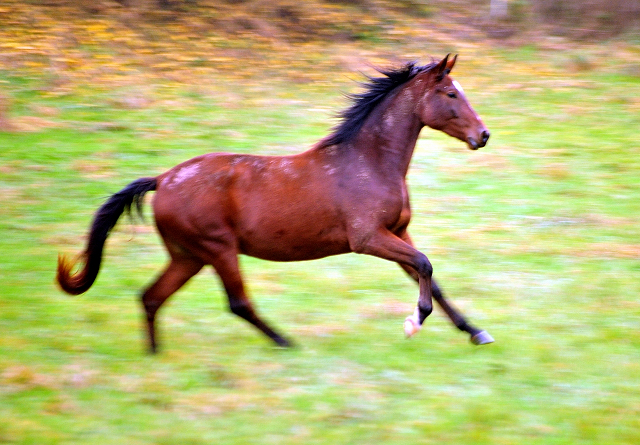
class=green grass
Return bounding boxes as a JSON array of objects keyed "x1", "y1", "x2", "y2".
[{"x1": 1, "y1": 43, "x2": 640, "y2": 444}]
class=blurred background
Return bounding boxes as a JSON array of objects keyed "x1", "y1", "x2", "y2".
[{"x1": 1, "y1": 1, "x2": 639, "y2": 444}]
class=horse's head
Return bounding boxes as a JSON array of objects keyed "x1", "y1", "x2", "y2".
[{"x1": 415, "y1": 54, "x2": 490, "y2": 150}]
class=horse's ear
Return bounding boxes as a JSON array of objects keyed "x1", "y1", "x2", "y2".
[
  {"x1": 435, "y1": 54, "x2": 450, "y2": 81},
  {"x1": 446, "y1": 54, "x2": 458, "y2": 74}
]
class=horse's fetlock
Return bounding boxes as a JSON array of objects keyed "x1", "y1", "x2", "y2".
[
  {"x1": 456, "y1": 320, "x2": 470, "y2": 332},
  {"x1": 418, "y1": 304, "x2": 433, "y2": 318},
  {"x1": 418, "y1": 304, "x2": 433, "y2": 324}
]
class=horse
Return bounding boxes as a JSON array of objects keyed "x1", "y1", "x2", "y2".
[{"x1": 57, "y1": 54, "x2": 493, "y2": 353}]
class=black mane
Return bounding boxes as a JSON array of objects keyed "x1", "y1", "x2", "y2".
[{"x1": 319, "y1": 61, "x2": 437, "y2": 148}]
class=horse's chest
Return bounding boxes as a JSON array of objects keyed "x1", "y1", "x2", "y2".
[{"x1": 344, "y1": 178, "x2": 409, "y2": 228}]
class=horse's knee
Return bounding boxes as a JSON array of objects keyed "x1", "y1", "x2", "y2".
[{"x1": 416, "y1": 255, "x2": 433, "y2": 278}]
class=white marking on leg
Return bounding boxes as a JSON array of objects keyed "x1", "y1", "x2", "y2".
[{"x1": 403, "y1": 307, "x2": 422, "y2": 338}]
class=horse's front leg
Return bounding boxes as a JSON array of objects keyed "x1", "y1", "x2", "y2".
[
  {"x1": 396, "y1": 230, "x2": 494, "y2": 345},
  {"x1": 350, "y1": 228, "x2": 433, "y2": 336}
]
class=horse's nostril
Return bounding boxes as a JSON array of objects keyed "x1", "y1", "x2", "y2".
[{"x1": 481, "y1": 130, "x2": 490, "y2": 143}]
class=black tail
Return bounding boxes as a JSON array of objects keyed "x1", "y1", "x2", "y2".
[{"x1": 57, "y1": 177, "x2": 157, "y2": 295}]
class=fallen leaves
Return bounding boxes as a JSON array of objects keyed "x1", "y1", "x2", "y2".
[
  {"x1": 8, "y1": 116, "x2": 62, "y2": 132},
  {"x1": 0, "y1": 0, "x2": 498, "y2": 97}
]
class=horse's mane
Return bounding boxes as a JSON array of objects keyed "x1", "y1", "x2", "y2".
[{"x1": 318, "y1": 61, "x2": 437, "y2": 149}]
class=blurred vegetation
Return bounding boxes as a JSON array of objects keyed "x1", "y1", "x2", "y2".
[
  {"x1": 2, "y1": 0, "x2": 640, "y2": 45},
  {"x1": 1, "y1": 1, "x2": 640, "y2": 444}
]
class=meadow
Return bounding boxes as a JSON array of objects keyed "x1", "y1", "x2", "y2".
[{"x1": 1, "y1": 13, "x2": 640, "y2": 443}]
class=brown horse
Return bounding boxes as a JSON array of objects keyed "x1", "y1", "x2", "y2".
[{"x1": 57, "y1": 54, "x2": 493, "y2": 353}]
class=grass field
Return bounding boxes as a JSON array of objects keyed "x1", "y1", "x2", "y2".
[{"x1": 1, "y1": 30, "x2": 640, "y2": 444}]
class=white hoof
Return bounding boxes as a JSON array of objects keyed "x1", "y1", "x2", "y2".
[
  {"x1": 403, "y1": 308, "x2": 421, "y2": 338},
  {"x1": 471, "y1": 330, "x2": 495, "y2": 345}
]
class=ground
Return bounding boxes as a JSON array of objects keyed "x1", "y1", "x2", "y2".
[{"x1": 1, "y1": 2, "x2": 640, "y2": 444}]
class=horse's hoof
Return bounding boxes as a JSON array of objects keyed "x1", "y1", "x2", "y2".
[
  {"x1": 273, "y1": 337, "x2": 294, "y2": 348},
  {"x1": 470, "y1": 330, "x2": 494, "y2": 345},
  {"x1": 404, "y1": 309, "x2": 421, "y2": 338},
  {"x1": 403, "y1": 319, "x2": 421, "y2": 338}
]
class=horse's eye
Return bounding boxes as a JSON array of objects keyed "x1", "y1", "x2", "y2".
[{"x1": 447, "y1": 91, "x2": 457, "y2": 99}]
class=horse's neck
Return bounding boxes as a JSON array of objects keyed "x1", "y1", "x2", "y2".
[{"x1": 354, "y1": 86, "x2": 423, "y2": 179}]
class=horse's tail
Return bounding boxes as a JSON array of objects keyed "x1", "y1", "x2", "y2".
[{"x1": 56, "y1": 177, "x2": 158, "y2": 295}]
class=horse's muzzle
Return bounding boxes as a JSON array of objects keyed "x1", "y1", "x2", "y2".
[{"x1": 467, "y1": 130, "x2": 490, "y2": 150}]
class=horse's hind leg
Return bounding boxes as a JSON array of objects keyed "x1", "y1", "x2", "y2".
[
  {"x1": 141, "y1": 257, "x2": 203, "y2": 353},
  {"x1": 397, "y1": 231, "x2": 493, "y2": 345},
  {"x1": 207, "y1": 248, "x2": 292, "y2": 347}
]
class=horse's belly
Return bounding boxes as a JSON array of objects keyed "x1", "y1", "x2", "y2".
[{"x1": 237, "y1": 217, "x2": 351, "y2": 262}]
